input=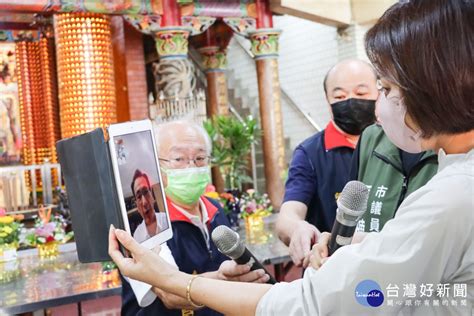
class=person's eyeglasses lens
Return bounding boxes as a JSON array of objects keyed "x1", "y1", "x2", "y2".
[{"x1": 136, "y1": 188, "x2": 150, "y2": 200}]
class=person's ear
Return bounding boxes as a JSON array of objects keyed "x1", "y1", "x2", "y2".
[
  {"x1": 327, "y1": 102, "x2": 335, "y2": 120},
  {"x1": 161, "y1": 170, "x2": 168, "y2": 188}
]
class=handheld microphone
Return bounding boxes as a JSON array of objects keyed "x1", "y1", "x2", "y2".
[
  {"x1": 211, "y1": 225, "x2": 277, "y2": 284},
  {"x1": 328, "y1": 180, "x2": 369, "y2": 256}
]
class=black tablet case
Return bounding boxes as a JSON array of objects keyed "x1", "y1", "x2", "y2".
[{"x1": 56, "y1": 128, "x2": 125, "y2": 263}]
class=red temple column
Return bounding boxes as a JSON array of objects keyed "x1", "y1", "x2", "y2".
[
  {"x1": 162, "y1": 0, "x2": 181, "y2": 27},
  {"x1": 199, "y1": 46, "x2": 229, "y2": 117},
  {"x1": 191, "y1": 21, "x2": 234, "y2": 193},
  {"x1": 252, "y1": 0, "x2": 285, "y2": 208},
  {"x1": 192, "y1": 21, "x2": 233, "y2": 117}
]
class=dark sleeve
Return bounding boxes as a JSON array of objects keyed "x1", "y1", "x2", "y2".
[
  {"x1": 282, "y1": 147, "x2": 317, "y2": 206},
  {"x1": 120, "y1": 274, "x2": 142, "y2": 316},
  {"x1": 348, "y1": 135, "x2": 362, "y2": 181}
]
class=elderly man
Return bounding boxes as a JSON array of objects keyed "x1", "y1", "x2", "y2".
[
  {"x1": 121, "y1": 120, "x2": 269, "y2": 316},
  {"x1": 130, "y1": 169, "x2": 169, "y2": 243},
  {"x1": 276, "y1": 59, "x2": 379, "y2": 267}
]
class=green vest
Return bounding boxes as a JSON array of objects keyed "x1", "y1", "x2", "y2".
[{"x1": 357, "y1": 125, "x2": 438, "y2": 232}]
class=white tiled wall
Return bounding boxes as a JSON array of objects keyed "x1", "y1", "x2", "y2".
[
  {"x1": 226, "y1": 15, "x2": 372, "y2": 152},
  {"x1": 275, "y1": 15, "x2": 339, "y2": 134},
  {"x1": 337, "y1": 24, "x2": 371, "y2": 62}
]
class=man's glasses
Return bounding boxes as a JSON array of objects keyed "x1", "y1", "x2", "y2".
[
  {"x1": 135, "y1": 187, "x2": 151, "y2": 200},
  {"x1": 159, "y1": 156, "x2": 211, "y2": 168}
]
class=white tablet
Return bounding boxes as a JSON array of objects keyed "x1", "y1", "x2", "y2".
[{"x1": 108, "y1": 119, "x2": 172, "y2": 249}]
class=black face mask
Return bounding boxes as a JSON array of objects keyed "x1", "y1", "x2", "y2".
[{"x1": 331, "y1": 98, "x2": 376, "y2": 135}]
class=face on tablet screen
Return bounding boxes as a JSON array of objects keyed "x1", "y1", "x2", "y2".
[{"x1": 113, "y1": 131, "x2": 169, "y2": 243}]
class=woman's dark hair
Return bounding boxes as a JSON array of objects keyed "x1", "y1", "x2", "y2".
[{"x1": 365, "y1": 0, "x2": 473, "y2": 137}]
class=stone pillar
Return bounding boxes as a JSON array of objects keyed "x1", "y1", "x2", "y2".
[
  {"x1": 199, "y1": 46, "x2": 229, "y2": 116},
  {"x1": 54, "y1": 13, "x2": 117, "y2": 138},
  {"x1": 252, "y1": 0, "x2": 285, "y2": 208},
  {"x1": 190, "y1": 20, "x2": 235, "y2": 193},
  {"x1": 198, "y1": 46, "x2": 230, "y2": 192}
]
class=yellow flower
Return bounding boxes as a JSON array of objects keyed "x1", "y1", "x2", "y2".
[
  {"x1": 0, "y1": 232, "x2": 7, "y2": 237},
  {"x1": 204, "y1": 192, "x2": 219, "y2": 199},
  {"x1": 0, "y1": 216, "x2": 14, "y2": 224},
  {"x1": 3, "y1": 226, "x2": 13, "y2": 234}
]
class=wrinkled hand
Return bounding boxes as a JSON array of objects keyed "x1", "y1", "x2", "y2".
[
  {"x1": 152, "y1": 287, "x2": 198, "y2": 310},
  {"x1": 308, "y1": 232, "x2": 331, "y2": 270},
  {"x1": 289, "y1": 221, "x2": 320, "y2": 268},
  {"x1": 108, "y1": 225, "x2": 175, "y2": 286},
  {"x1": 216, "y1": 260, "x2": 270, "y2": 283}
]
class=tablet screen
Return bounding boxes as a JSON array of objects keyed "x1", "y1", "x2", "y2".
[{"x1": 112, "y1": 130, "x2": 169, "y2": 244}]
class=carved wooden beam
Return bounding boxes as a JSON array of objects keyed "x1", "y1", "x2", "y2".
[
  {"x1": 269, "y1": 0, "x2": 396, "y2": 28},
  {"x1": 269, "y1": 0, "x2": 351, "y2": 28},
  {"x1": 351, "y1": 0, "x2": 396, "y2": 24}
]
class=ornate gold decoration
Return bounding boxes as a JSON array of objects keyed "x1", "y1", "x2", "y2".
[
  {"x1": 154, "y1": 27, "x2": 191, "y2": 59},
  {"x1": 198, "y1": 46, "x2": 227, "y2": 72},
  {"x1": 249, "y1": 28, "x2": 281, "y2": 59}
]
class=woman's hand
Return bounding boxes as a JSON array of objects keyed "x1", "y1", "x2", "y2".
[
  {"x1": 152, "y1": 287, "x2": 199, "y2": 310},
  {"x1": 108, "y1": 225, "x2": 176, "y2": 286},
  {"x1": 308, "y1": 232, "x2": 331, "y2": 270}
]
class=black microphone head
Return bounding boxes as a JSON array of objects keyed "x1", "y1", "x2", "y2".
[
  {"x1": 211, "y1": 225, "x2": 245, "y2": 259},
  {"x1": 337, "y1": 180, "x2": 369, "y2": 220}
]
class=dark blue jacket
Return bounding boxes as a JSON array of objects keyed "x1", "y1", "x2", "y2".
[
  {"x1": 283, "y1": 122, "x2": 354, "y2": 233},
  {"x1": 121, "y1": 196, "x2": 230, "y2": 316}
]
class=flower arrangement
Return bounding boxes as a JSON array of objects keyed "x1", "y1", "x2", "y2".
[
  {"x1": 239, "y1": 189, "x2": 273, "y2": 219},
  {"x1": 204, "y1": 185, "x2": 241, "y2": 227},
  {"x1": 0, "y1": 208, "x2": 24, "y2": 262},
  {"x1": 25, "y1": 207, "x2": 73, "y2": 247},
  {"x1": 218, "y1": 192, "x2": 238, "y2": 215},
  {"x1": 204, "y1": 185, "x2": 238, "y2": 216},
  {"x1": 0, "y1": 208, "x2": 23, "y2": 247}
]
